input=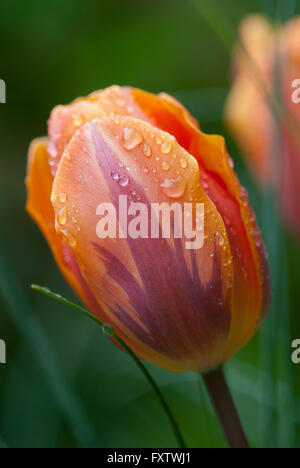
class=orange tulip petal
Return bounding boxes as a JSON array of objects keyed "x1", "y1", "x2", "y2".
[
  {"x1": 25, "y1": 137, "x2": 108, "y2": 319},
  {"x1": 131, "y1": 88, "x2": 270, "y2": 359},
  {"x1": 51, "y1": 115, "x2": 235, "y2": 372},
  {"x1": 47, "y1": 85, "x2": 149, "y2": 176}
]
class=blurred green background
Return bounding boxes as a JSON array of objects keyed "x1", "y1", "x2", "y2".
[{"x1": 0, "y1": 0, "x2": 299, "y2": 448}]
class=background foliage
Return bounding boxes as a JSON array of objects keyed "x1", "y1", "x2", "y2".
[{"x1": 0, "y1": 0, "x2": 299, "y2": 448}]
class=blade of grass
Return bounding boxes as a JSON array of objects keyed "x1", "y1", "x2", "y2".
[
  {"x1": 0, "y1": 251, "x2": 99, "y2": 448},
  {"x1": 260, "y1": 188, "x2": 279, "y2": 448},
  {"x1": 259, "y1": 193, "x2": 296, "y2": 447},
  {"x1": 191, "y1": 0, "x2": 235, "y2": 50},
  {"x1": 276, "y1": 229, "x2": 296, "y2": 447},
  {"x1": 263, "y1": 50, "x2": 296, "y2": 448},
  {"x1": 31, "y1": 285, "x2": 186, "y2": 449}
]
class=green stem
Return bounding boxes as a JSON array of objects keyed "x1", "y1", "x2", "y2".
[
  {"x1": 31, "y1": 285, "x2": 186, "y2": 449},
  {"x1": 118, "y1": 338, "x2": 186, "y2": 448},
  {"x1": 202, "y1": 367, "x2": 249, "y2": 448}
]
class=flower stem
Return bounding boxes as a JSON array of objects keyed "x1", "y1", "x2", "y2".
[
  {"x1": 31, "y1": 285, "x2": 186, "y2": 448},
  {"x1": 202, "y1": 367, "x2": 249, "y2": 448},
  {"x1": 117, "y1": 337, "x2": 186, "y2": 448}
]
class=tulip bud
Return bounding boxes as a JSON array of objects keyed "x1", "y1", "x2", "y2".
[
  {"x1": 26, "y1": 86, "x2": 270, "y2": 372},
  {"x1": 225, "y1": 15, "x2": 300, "y2": 241}
]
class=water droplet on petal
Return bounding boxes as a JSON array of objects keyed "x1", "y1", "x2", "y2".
[
  {"x1": 179, "y1": 158, "x2": 188, "y2": 169},
  {"x1": 48, "y1": 142, "x2": 58, "y2": 158},
  {"x1": 218, "y1": 236, "x2": 225, "y2": 247},
  {"x1": 73, "y1": 115, "x2": 83, "y2": 127},
  {"x1": 155, "y1": 135, "x2": 163, "y2": 145},
  {"x1": 111, "y1": 170, "x2": 120, "y2": 181},
  {"x1": 143, "y1": 144, "x2": 152, "y2": 158},
  {"x1": 161, "y1": 161, "x2": 171, "y2": 172},
  {"x1": 57, "y1": 207, "x2": 67, "y2": 226},
  {"x1": 58, "y1": 193, "x2": 67, "y2": 203},
  {"x1": 122, "y1": 127, "x2": 143, "y2": 150},
  {"x1": 119, "y1": 174, "x2": 129, "y2": 187},
  {"x1": 68, "y1": 236, "x2": 77, "y2": 248},
  {"x1": 160, "y1": 141, "x2": 173, "y2": 154},
  {"x1": 160, "y1": 177, "x2": 187, "y2": 199}
]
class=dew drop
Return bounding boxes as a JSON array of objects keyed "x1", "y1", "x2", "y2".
[
  {"x1": 48, "y1": 142, "x2": 58, "y2": 158},
  {"x1": 57, "y1": 192, "x2": 67, "y2": 203},
  {"x1": 160, "y1": 141, "x2": 173, "y2": 154},
  {"x1": 143, "y1": 144, "x2": 152, "y2": 158},
  {"x1": 68, "y1": 236, "x2": 77, "y2": 248},
  {"x1": 119, "y1": 175, "x2": 129, "y2": 187},
  {"x1": 218, "y1": 236, "x2": 225, "y2": 247},
  {"x1": 122, "y1": 127, "x2": 143, "y2": 150},
  {"x1": 73, "y1": 115, "x2": 83, "y2": 127},
  {"x1": 161, "y1": 161, "x2": 171, "y2": 172},
  {"x1": 155, "y1": 135, "x2": 163, "y2": 145},
  {"x1": 111, "y1": 170, "x2": 120, "y2": 181},
  {"x1": 57, "y1": 207, "x2": 67, "y2": 226},
  {"x1": 179, "y1": 158, "x2": 188, "y2": 169},
  {"x1": 160, "y1": 177, "x2": 187, "y2": 199}
]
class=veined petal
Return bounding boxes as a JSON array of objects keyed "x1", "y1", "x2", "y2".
[
  {"x1": 131, "y1": 88, "x2": 270, "y2": 359},
  {"x1": 51, "y1": 116, "x2": 234, "y2": 372}
]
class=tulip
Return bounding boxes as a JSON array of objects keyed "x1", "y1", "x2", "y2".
[
  {"x1": 225, "y1": 15, "x2": 300, "y2": 240},
  {"x1": 26, "y1": 85, "x2": 270, "y2": 374}
]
